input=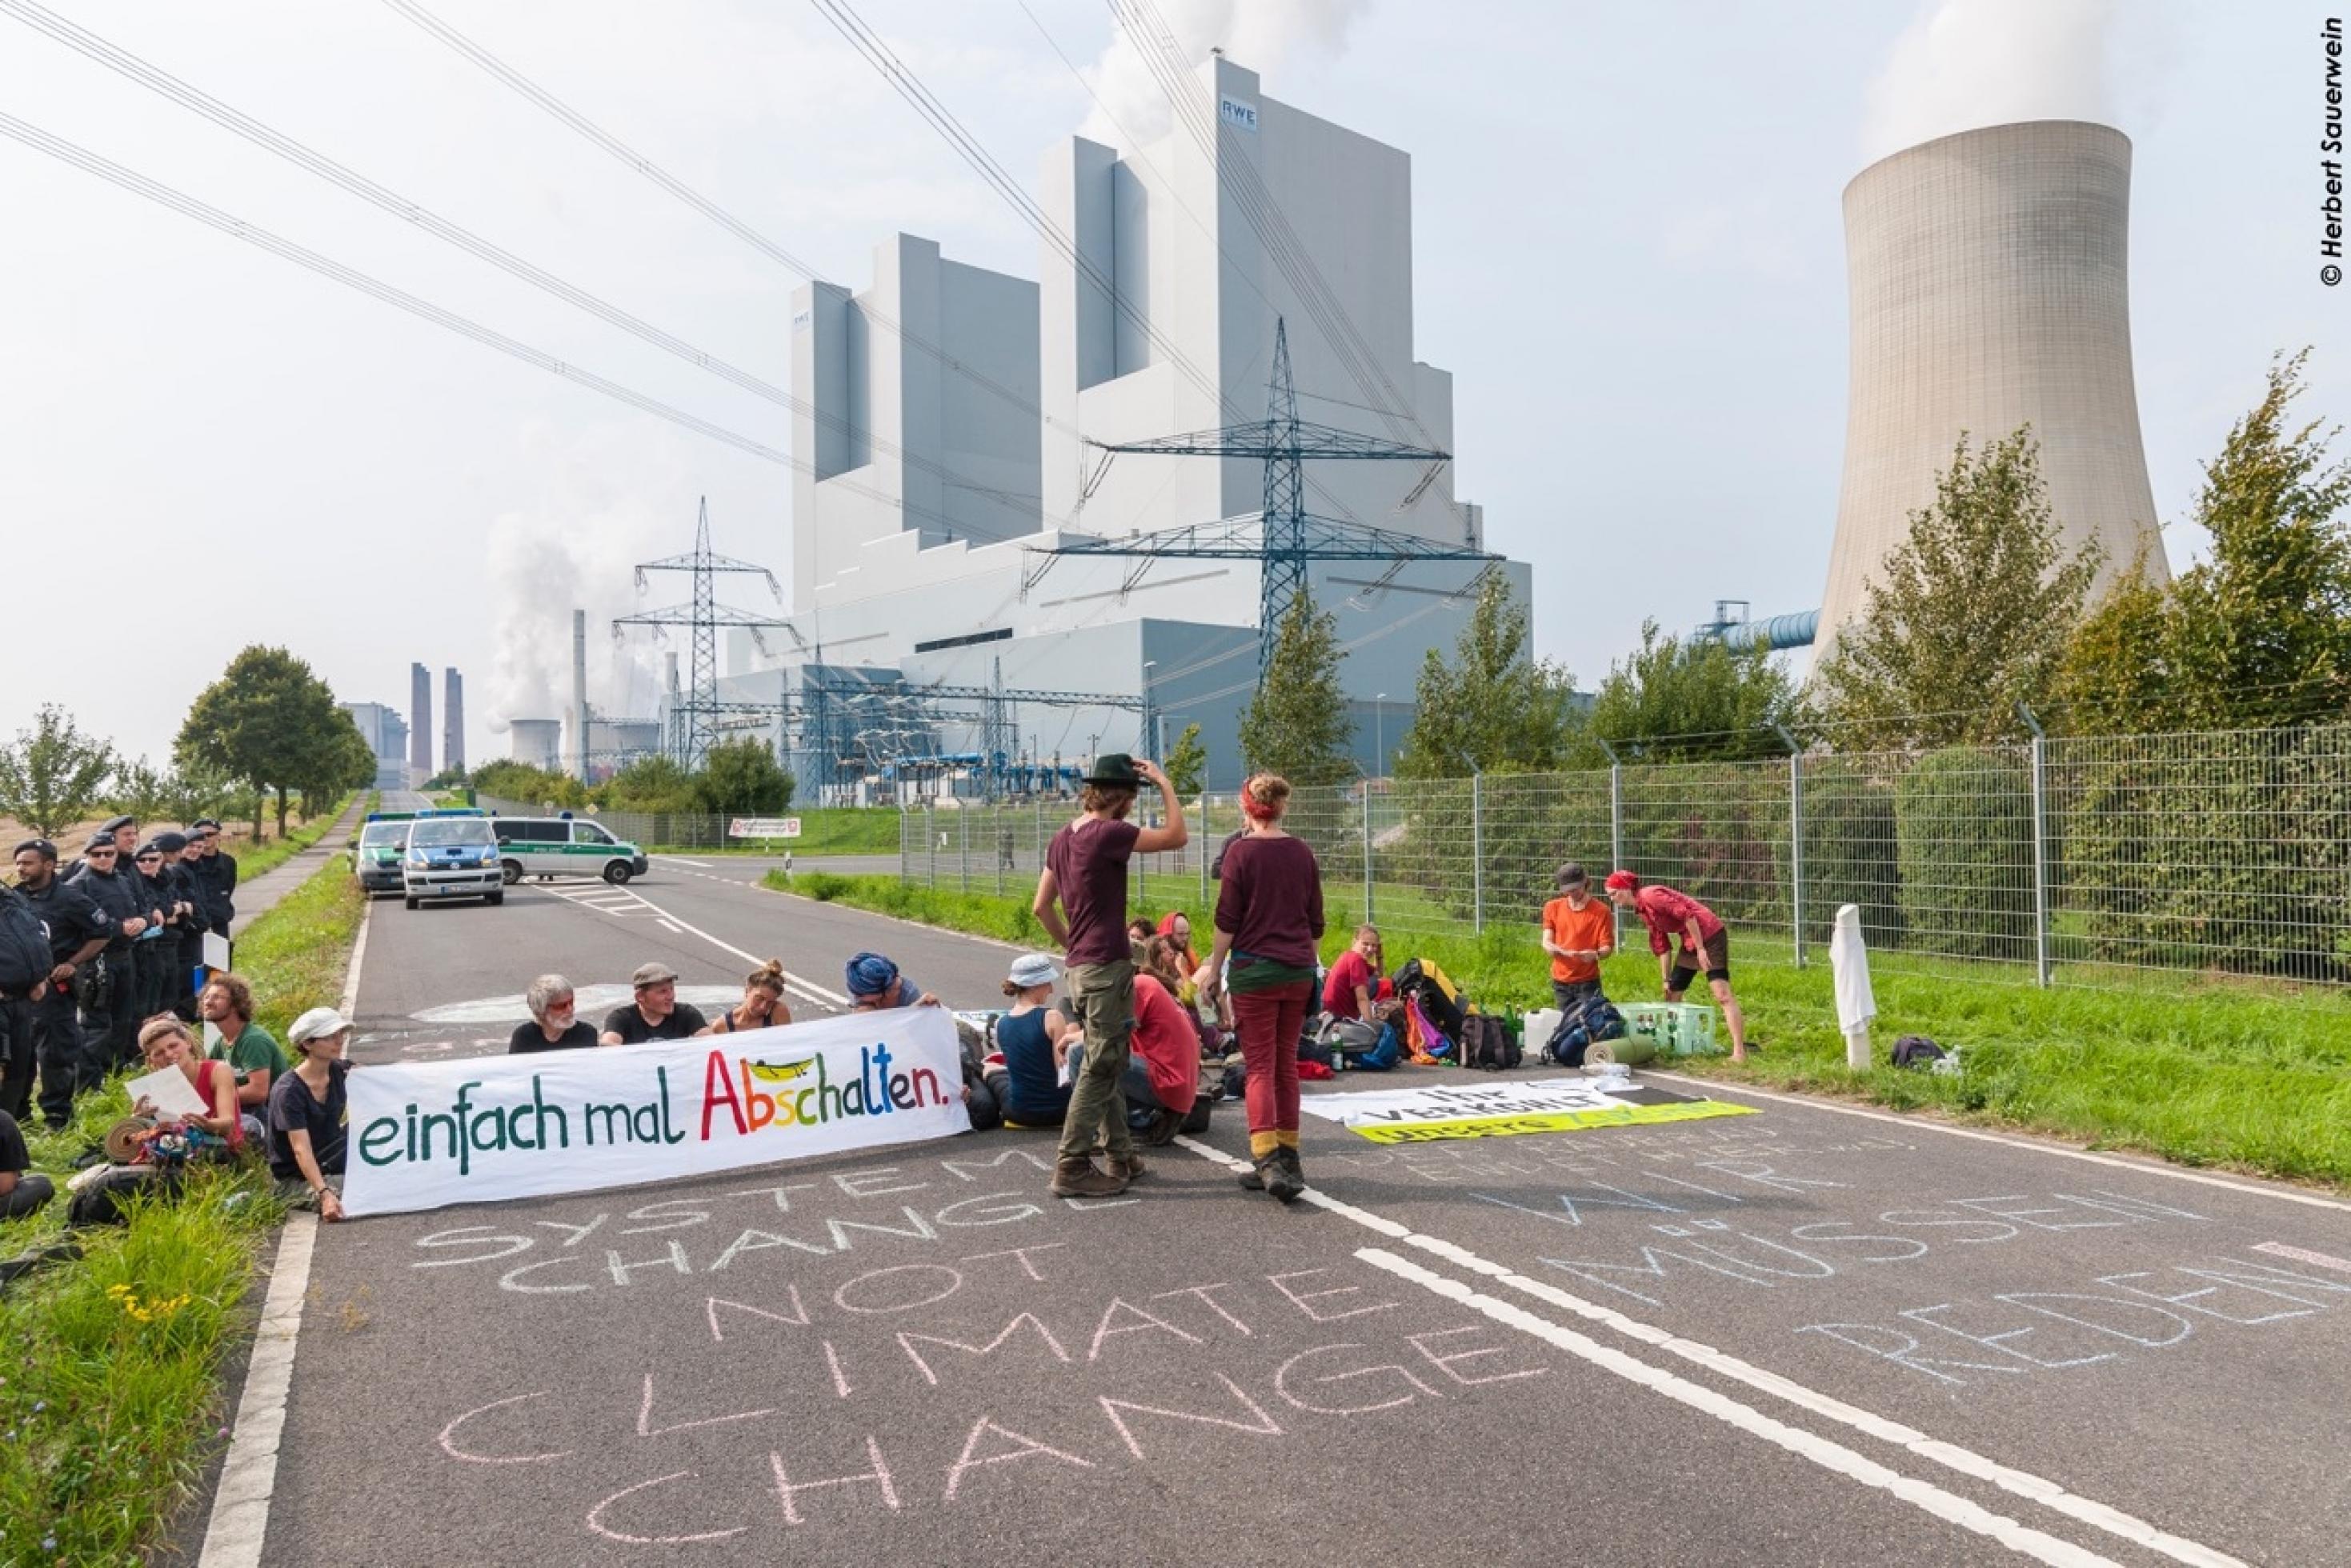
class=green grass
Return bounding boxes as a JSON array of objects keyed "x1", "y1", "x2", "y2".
[
  {"x1": 0, "y1": 847, "x2": 363, "y2": 1563},
  {"x1": 643, "y1": 806, "x2": 904, "y2": 857},
  {"x1": 766, "y1": 870, "x2": 2351, "y2": 1191},
  {"x1": 232, "y1": 792, "x2": 357, "y2": 883}
]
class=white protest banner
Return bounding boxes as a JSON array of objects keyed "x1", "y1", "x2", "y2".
[
  {"x1": 728, "y1": 816, "x2": 800, "y2": 838},
  {"x1": 342, "y1": 1006, "x2": 969, "y2": 1218},
  {"x1": 1295, "y1": 1075, "x2": 1756, "y2": 1143}
]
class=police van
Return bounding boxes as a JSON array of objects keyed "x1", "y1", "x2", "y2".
[
  {"x1": 491, "y1": 814, "x2": 650, "y2": 886},
  {"x1": 354, "y1": 813, "x2": 414, "y2": 894},
  {"x1": 402, "y1": 809, "x2": 504, "y2": 910}
]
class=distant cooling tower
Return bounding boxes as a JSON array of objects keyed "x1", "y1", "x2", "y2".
[
  {"x1": 508, "y1": 719, "x2": 563, "y2": 771},
  {"x1": 1820, "y1": 121, "x2": 2168, "y2": 643}
]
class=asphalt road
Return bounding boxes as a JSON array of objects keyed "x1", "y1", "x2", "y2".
[{"x1": 241, "y1": 859, "x2": 2351, "y2": 1567}]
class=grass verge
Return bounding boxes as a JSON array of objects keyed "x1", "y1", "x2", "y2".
[
  {"x1": 641, "y1": 806, "x2": 903, "y2": 857},
  {"x1": 232, "y1": 791, "x2": 358, "y2": 883},
  {"x1": 768, "y1": 870, "x2": 2351, "y2": 1190},
  {"x1": 1, "y1": 848, "x2": 362, "y2": 1563}
]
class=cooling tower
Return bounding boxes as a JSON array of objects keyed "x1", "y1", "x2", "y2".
[
  {"x1": 1820, "y1": 121, "x2": 2168, "y2": 643},
  {"x1": 508, "y1": 719, "x2": 563, "y2": 770}
]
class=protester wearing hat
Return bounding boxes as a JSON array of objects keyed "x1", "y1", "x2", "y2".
[
  {"x1": 65, "y1": 827, "x2": 149, "y2": 1072},
  {"x1": 1197, "y1": 772, "x2": 1323, "y2": 1202},
  {"x1": 1605, "y1": 870, "x2": 1748, "y2": 1062},
  {"x1": 599, "y1": 962, "x2": 708, "y2": 1045},
  {"x1": 272, "y1": 1006, "x2": 353, "y2": 1222},
  {"x1": 9, "y1": 839, "x2": 110, "y2": 1128},
  {"x1": 991, "y1": 953, "x2": 1077, "y2": 1128},
  {"x1": 843, "y1": 952, "x2": 935, "y2": 1012},
  {"x1": 1033, "y1": 750, "x2": 1187, "y2": 1198},
  {"x1": 1542, "y1": 864, "x2": 1616, "y2": 1016}
]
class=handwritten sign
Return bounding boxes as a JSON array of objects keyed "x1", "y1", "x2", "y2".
[
  {"x1": 344, "y1": 1008, "x2": 969, "y2": 1218},
  {"x1": 729, "y1": 816, "x2": 800, "y2": 838},
  {"x1": 1295, "y1": 1076, "x2": 1756, "y2": 1143}
]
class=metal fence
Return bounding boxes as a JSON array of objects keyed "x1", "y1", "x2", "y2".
[{"x1": 891, "y1": 722, "x2": 2351, "y2": 990}]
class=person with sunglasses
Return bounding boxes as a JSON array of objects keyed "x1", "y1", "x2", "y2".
[{"x1": 64, "y1": 830, "x2": 149, "y2": 1070}]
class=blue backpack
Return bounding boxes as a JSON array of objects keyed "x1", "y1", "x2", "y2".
[{"x1": 1544, "y1": 997, "x2": 1626, "y2": 1067}]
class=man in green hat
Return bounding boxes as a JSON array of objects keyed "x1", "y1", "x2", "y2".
[{"x1": 1032, "y1": 752, "x2": 1187, "y2": 1196}]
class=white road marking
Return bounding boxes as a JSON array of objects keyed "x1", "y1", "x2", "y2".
[
  {"x1": 576, "y1": 884, "x2": 855, "y2": 1013},
  {"x1": 656, "y1": 919, "x2": 683, "y2": 934},
  {"x1": 2252, "y1": 1241, "x2": 2351, "y2": 1274},
  {"x1": 198, "y1": 896, "x2": 373, "y2": 1566},
  {"x1": 1646, "y1": 1070, "x2": 2351, "y2": 1214},
  {"x1": 655, "y1": 855, "x2": 714, "y2": 867},
  {"x1": 1352, "y1": 1248, "x2": 2121, "y2": 1568},
  {"x1": 1173, "y1": 1135, "x2": 2247, "y2": 1568}
]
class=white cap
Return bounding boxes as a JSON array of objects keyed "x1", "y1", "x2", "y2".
[
  {"x1": 288, "y1": 1006, "x2": 352, "y2": 1045},
  {"x1": 1007, "y1": 953, "x2": 1059, "y2": 989}
]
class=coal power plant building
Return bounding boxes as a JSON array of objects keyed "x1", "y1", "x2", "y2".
[
  {"x1": 1818, "y1": 120, "x2": 2169, "y2": 643},
  {"x1": 709, "y1": 54, "x2": 1529, "y2": 796}
]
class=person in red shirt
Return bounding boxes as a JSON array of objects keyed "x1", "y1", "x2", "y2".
[
  {"x1": 1540, "y1": 864, "x2": 1615, "y2": 1011},
  {"x1": 1322, "y1": 926, "x2": 1383, "y2": 1019},
  {"x1": 1604, "y1": 870, "x2": 1748, "y2": 1062}
]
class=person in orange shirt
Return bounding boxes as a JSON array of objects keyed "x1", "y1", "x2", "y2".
[{"x1": 1540, "y1": 863, "x2": 1616, "y2": 1013}]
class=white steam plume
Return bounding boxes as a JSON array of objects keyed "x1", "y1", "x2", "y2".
[
  {"x1": 1860, "y1": 0, "x2": 2119, "y2": 164},
  {"x1": 1078, "y1": 0, "x2": 1371, "y2": 150}
]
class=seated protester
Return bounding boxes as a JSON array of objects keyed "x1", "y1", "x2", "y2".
[
  {"x1": 600, "y1": 962, "x2": 709, "y2": 1044},
  {"x1": 1155, "y1": 911, "x2": 1201, "y2": 981},
  {"x1": 133, "y1": 1015, "x2": 258, "y2": 1152},
  {"x1": 843, "y1": 952, "x2": 938, "y2": 1012},
  {"x1": 0, "y1": 1110, "x2": 55, "y2": 1220},
  {"x1": 1114, "y1": 937, "x2": 1213, "y2": 1142},
  {"x1": 1124, "y1": 917, "x2": 1157, "y2": 953},
  {"x1": 1322, "y1": 925, "x2": 1384, "y2": 1021},
  {"x1": 990, "y1": 953, "x2": 1076, "y2": 1128},
  {"x1": 510, "y1": 974, "x2": 598, "y2": 1053},
  {"x1": 199, "y1": 972, "x2": 291, "y2": 1113},
  {"x1": 707, "y1": 959, "x2": 794, "y2": 1034},
  {"x1": 272, "y1": 1007, "x2": 351, "y2": 1222}
]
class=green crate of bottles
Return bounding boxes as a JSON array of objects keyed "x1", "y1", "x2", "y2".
[{"x1": 1620, "y1": 1002, "x2": 1720, "y2": 1056}]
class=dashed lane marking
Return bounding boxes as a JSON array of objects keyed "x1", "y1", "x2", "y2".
[{"x1": 654, "y1": 854, "x2": 713, "y2": 867}]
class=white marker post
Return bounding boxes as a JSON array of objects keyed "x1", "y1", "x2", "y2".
[{"x1": 1829, "y1": 903, "x2": 1876, "y2": 1071}]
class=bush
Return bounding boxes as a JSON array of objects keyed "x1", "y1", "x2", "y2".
[{"x1": 1893, "y1": 746, "x2": 2036, "y2": 960}]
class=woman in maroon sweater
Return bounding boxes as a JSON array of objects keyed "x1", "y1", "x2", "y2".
[{"x1": 1196, "y1": 773, "x2": 1324, "y2": 1202}]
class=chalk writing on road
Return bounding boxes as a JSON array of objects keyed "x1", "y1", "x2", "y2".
[{"x1": 1797, "y1": 1254, "x2": 2351, "y2": 1385}]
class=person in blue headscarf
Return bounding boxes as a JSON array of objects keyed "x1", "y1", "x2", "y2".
[{"x1": 844, "y1": 952, "x2": 939, "y2": 1012}]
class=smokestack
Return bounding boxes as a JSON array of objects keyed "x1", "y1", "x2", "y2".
[
  {"x1": 572, "y1": 610, "x2": 589, "y2": 782},
  {"x1": 665, "y1": 652, "x2": 680, "y2": 694},
  {"x1": 410, "y1": 662, "x2": 432, "y2": 780},
  {"x1": 443, "y1": 668, "x2": 466, "y2": 774}
]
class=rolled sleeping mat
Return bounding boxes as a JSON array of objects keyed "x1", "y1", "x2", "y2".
[
  {"x1": 1584, "y1": 1037, "x2": 1658, "y2": 1068},
  {"x1": 104, "y1": 1115, "x2": 157, "y2": 1165}
]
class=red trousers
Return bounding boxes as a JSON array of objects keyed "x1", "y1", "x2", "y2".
[{"x1": 1231, "y1": 979, "x2": 1312, "y2": 1149}]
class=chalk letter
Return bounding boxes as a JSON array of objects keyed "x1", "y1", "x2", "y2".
[
  {"x1": 606, "y1": 1241, "x2": 692, "y2": 1286},
  {"x1": 706, "y1": 1290, "x2": 811, "y2": 1341},
  {"x1": 897, "y1": 1314, "x2": 1071, "y2": 1386},
  {"x1": 438, "y1": 1391, "x2": 571, "y2": 1465},
  {"x1": 769, "y1": 1438, "x2": 900, "y2": 1526},
  {"x1": 1098, "y1": 1374, "x2": 1282, "y2": 1460},
  {"x1": 1408, "y1": 1326, "x2": 1552, "y2": 1386},
  {"x1": 941, "y1": 1416, "x2": 1094, "y2": 1502},
  {"x1": 1268, "y1": 1268, "x2": 1399, "y2": 1323},
  {"x1": 637, "y1": 1373, "x2": 775, "y2": 1437},
  {"x1": 1087, "y1": 1297, "x2": 1205, "y2": 1361},
  {"x1": 585, "y1": 1470, "x2": 747, "y2": 1546},
  {"x1": 1274, "y1": 1344, "x2": 1443, "y2": 1414}
]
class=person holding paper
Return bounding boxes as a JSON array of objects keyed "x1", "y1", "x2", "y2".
[
  {"x1": 271, "y1": 1007, "x2": 351, "y2": 1222},
  {"x1": 133, "y1": 1016, "x2": 254, "y2": 1152}
]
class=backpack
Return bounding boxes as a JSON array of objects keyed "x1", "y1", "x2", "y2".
[
  {"x1": 1544, "y1": 996, "x2": 1627, "y2": 1066},
  {"x1": 1891, "y1": 1035, "x2": 1948, "y2": 1070},
  {"x1": 0, "y1": 887, "x2": 52, "y2": 994},
  {"x1": 1312, "y1": 1014, "x2": 1399, "y2": 1071},
  {"x1": 1459, "y1": 1014, "x2": 1520, "y2": 1071},
  {"x1": 1392, "y1": 958, "x2": 1466, "y2": 1042}
]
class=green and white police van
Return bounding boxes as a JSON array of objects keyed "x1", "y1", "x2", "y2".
[
  {"x1": 491, "y1": 815, "x2": 650, "y2": 886},
  {"x1": 354, "y1": 813, "x2": 414, "y2": 894}
]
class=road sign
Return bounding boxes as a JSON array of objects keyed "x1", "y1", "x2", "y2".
[{"x1": 728, "y1": 816, "x2": 800, "y2": 838}]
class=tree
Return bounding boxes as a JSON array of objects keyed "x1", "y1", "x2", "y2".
[
  {"x1": 1396, "y1": 573, "x2": 1580, "y2": 778},
  {"x1": 472, "y1": 759, "x2": 587, "y2": 810},
  {"x1": 1812, "y1": 428, "x2": 2101, "y2": 748},
  {"x1": 2051, "y1": 542, "x2": 2180, "y2": 734},
  {"x1": 1584, "y1": 621, "x2": 1796, "y2": 762},
  {"x1": 0, "y1": 704, "x2": 117, "y2": 836},
  {"x1": 692, "y1": 738, "x2": 795, "y2": 816},
  {"x1": 177, "y1": 646, "x2": 349, "y2": 839},
  {"x1": 1236, "y1": 591, "x2": 1354, "y2": 786},
  {"x1": 1161, "y1": 722, "x2": 1208, "y2": 798},
  {"x1": 596, "y1": 754, "x2": 696, "y2": 813}
]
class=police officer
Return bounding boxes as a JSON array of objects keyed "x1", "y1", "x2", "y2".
[
  {"x1": 11, "y1": 839, "x2": 110, "y2": 1128},
  {"x1": 130, "y1": 839, "x2": 178, "y2": 1023},
  {"x1": 65, "y1": 829, "x2": 149, "y2": 1072},
  {"x1": 0, "y1": 879, "x2": 49, "y2": 1124},
  {"x1": 189, "y1": 818, "x2": 237, "y2": 939},
  {"x1": 155, "y1": 830, "x2": 207, "y2": 1018}
]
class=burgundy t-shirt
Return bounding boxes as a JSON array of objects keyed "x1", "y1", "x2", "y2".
[
  {"x1": 1047, "y1": 816, "x2": 1143, "y2": 966},
  {"x1": 1212, "y1": 833, "x2": 1325, "y2": 966}
]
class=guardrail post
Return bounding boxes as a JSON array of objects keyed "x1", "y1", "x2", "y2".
[{"x1": 2019, "y1": 704, "x2": 2052, "y2": 987}]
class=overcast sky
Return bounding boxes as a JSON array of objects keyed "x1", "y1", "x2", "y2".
[{"x1": 2, "y1": 0, "x2": 2341, "y2": 766}]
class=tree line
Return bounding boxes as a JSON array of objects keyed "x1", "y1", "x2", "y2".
[
  {"x1": 470, "y1": 734, "x2": 795, "y2": 818},
  {"x1": 0, "y1": 646, "x2": 376, "y2": 839}
]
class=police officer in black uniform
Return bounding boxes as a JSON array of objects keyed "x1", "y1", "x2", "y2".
[
  {"x1": 65, "y1": 828, "x2": 149, "y2": 1072},
  {"x1": 156, "y1": 830, "x2": 207, "y2": 1018},
  {"x1": 11, "y1": 839, "x2": 111, "y2": 1128},
  {"x1": 130, "y1": 838, "x2": 177, "y2": 1023},
  {"x1": 189, "y1": 818, "x2": 237, "y2": 941}
]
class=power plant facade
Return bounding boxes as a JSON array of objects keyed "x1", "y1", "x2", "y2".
[
  {"x1": 1819, "y1": 120, "x2": 2169, "y2": 644},
  {"x1": 408, "y1": 662, "x2": 432, "y2": 780},
  {"x1": 442, "y1": 667, "x2": 466, "y2": 775},
  {"x1": 711, "y1": 54, "x2": 1528, "y2": 794}
]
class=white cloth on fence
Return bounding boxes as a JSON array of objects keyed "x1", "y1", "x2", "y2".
[{"x1": 1829, "y1": 903, "x2": 1876, "y2": 1034}]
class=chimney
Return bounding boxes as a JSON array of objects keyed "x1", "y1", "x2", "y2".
[{"x1": 572, "y1": 609, "x2": 590, "y2": 782}]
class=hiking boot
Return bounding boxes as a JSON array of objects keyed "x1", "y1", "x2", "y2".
[
  {"x1": 1107, "y1": 1150, "x2": 1148, "y2": 1182},
  {"x1": 1239, "y1": 1158, "x2": 1268, "y2": 1192},
  {"x1": 1264, "y1": 1147, "x2": 1305, "y2": 1204},
  {"x1": 1050, "y1": 1157, "x2": 1127, "y2": 1198},
  {"x1": 1139, "y1": 1107, "x2": 1185, "y2": 1146}
]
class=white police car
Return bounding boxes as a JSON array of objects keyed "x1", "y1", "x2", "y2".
[{"x1": 401, "y1": 810, "x2": 504, "y2": 910}]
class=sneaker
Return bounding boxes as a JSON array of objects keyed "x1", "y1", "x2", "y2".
[{"x1": 1050, "y1": 1157, "x2": 1128, "y2": 1198}]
